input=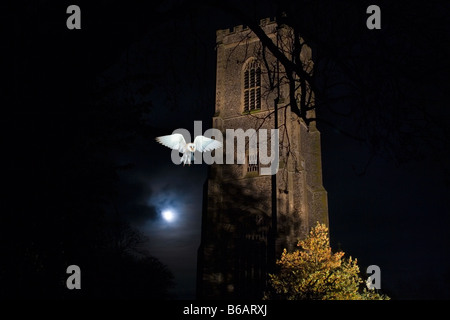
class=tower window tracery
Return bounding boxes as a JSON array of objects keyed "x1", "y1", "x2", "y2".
[{"x1": 243, "y1": 59, "x2": 261, "y2": 112}]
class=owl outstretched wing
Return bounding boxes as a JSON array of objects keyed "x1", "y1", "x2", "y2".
[
  {"x1": 194, "y1": 135, "x2": 223, "y2": 152},
  {"x1": 156, "y1": 133, "x2": 187, "y2": 152}
]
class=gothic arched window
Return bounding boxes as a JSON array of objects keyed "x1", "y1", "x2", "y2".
[
  {"x1": 247, "y1": 147, "x2": 259, "y2": 173},
  {"x1": 243, "y1": 59, "x2": 261, "y2": 112}
]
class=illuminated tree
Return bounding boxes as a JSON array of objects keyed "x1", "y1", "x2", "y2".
[{"x1": 265, "y1": 223, "x2": 389, "y2": 300}]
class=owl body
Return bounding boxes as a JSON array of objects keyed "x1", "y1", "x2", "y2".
[{"x1": 156, "y1": 133, "x2": 222, "y2": 166}]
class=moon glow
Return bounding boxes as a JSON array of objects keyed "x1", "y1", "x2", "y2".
[{"x1": 162, "y1": 209, "x2": 175, "y2": 222}]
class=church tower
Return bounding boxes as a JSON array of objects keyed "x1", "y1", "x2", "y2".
[{"x1": 197, "y1": 18, "x2": 328, "y2": 299}]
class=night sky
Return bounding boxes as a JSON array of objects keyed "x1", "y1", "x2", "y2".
[{"x1": 3, "y1": 1, "x2": 450, "y2": 302}]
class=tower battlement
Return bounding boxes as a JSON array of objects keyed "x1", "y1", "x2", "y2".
[{"x1": 216, "y1": 17, "x2": 277, "y2": 44}]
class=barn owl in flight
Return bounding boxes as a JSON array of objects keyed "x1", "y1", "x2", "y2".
[{"x1": 156, "y1": 133, "x2": 223, "y2": 165}]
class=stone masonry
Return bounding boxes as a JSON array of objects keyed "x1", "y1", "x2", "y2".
[{"x1": 197, "y1": 18, "x2": 328, "y2": 299}]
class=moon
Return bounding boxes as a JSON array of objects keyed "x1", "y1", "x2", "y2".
[{"x1": 162, "y1": 209, "x2": 175, "y2": 223}]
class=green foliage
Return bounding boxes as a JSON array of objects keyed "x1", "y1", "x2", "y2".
[{"x1": 265, "y1": 222, "x2": 389, "y2": 300}]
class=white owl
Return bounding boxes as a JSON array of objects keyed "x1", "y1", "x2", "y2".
[{"x1": 156, "y1": 133, "x2": 223, "y2": 165}]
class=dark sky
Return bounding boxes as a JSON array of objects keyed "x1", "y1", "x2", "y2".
[{"x1": 4, "y1": 1, "x2": 450, "y2": 301}]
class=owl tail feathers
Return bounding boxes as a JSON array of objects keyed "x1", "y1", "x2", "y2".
[{"x1": 181, "y1": 152, "x2": 194, "y2": 166}]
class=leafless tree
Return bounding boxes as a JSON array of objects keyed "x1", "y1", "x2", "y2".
[{"x1": 148, "y1": 0, "x2": 450, "y2": 175}]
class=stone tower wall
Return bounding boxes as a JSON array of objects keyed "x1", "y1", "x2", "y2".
[{"x1": 197, "y1": 18, "x2": 328, "y2": 299}]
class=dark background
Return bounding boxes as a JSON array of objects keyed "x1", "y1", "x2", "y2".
[{"x1": 2, "y1": 0, "x2": 450, "y2": 300}]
